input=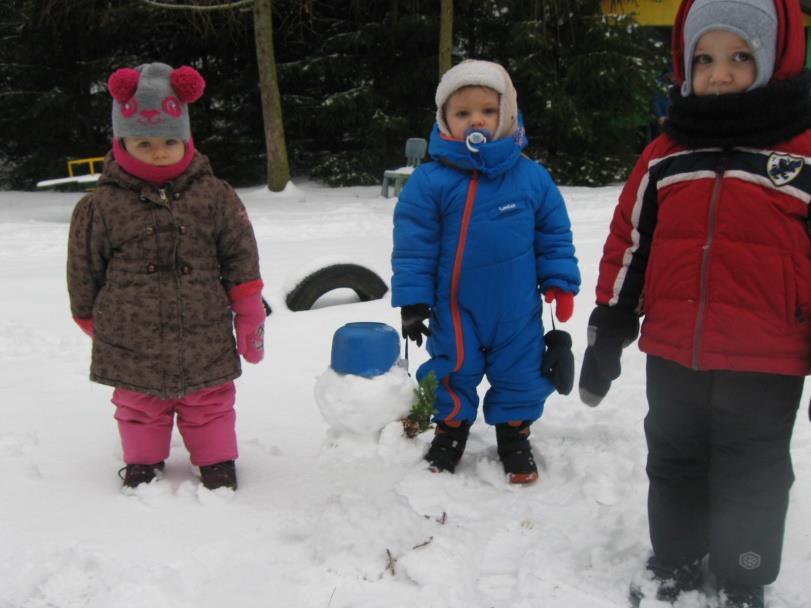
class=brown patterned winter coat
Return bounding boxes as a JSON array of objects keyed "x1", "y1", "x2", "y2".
[{"x1": 67, "y1": 152, "x2": 261, "y2": 398}]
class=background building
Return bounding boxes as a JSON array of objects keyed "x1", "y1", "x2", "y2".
[{"x1": 601, "y1": 0, "x2": 811, "y2": 66}]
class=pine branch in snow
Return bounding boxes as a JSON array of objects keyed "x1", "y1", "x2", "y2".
[{"x1": 401, "y1": 371, "x2": 438, "y2": 438}]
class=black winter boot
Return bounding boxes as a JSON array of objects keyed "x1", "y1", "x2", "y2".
[
  {"x1": 199, "y1": 460, "x2": 237, "y2": 490},
  {"x1": 495, "y1": 421, "x2": 538, "y2": 484},
  {"x1": 720, "y1": 583, "x2": 764, "y2": 608},
  {"x1": 629, "y1": 555, "x2": 703, "y2": 606},
  {"x1": 425, "y1": 421, "x2": 471, "y2": 473},
  {"x1": 119, "y1": 462, "x2": 165, "y2": 488}
]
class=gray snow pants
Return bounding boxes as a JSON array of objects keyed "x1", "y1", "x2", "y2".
[{"x1": 644, "y1": 355, "x2": 803, "y2": 586}]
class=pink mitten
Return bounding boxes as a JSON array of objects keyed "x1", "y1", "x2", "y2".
[
  {"x1": 229, "y1": 281, "x2": 265, "y2": 364},
  {"x1": 74, "y1": 317, "x2": 94, "y2": 338}
]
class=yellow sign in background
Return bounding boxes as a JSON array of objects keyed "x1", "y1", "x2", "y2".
[{"x1": 600, "y1": 0, "x2": 811, "y2": 26}]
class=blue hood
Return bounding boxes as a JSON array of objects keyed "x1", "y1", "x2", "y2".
[{"x1": 427, "y1": 115, "x2": 528, "y2": 177}]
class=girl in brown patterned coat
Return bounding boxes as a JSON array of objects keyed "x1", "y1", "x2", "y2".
[{"x1": 67, "y1": 63, "x2": 265, "y2": 491}]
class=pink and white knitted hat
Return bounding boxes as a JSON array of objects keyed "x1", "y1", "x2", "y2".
[{"x1": 108, "y1": 62, "x2": 205, "y2": 141}]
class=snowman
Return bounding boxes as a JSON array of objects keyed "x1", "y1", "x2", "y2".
[{"x1": 314, "y1": 322, "x2": 416, "y2": 440}]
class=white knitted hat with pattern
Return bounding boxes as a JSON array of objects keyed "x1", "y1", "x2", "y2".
[{"x1": 435, "y1": 60, "x2": 518, "y2": 140}]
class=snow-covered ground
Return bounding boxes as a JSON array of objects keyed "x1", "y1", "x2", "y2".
[{"x1": 0, "y1": 181, "x2": 808, "y2": 608}]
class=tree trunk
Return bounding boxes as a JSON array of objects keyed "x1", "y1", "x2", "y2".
[
  {"x1": 438, "y1": 0, "x2": 453, "y2": 78},
  {"x1": 253, "y1": 0, "x2": 290, "y2": 192}
]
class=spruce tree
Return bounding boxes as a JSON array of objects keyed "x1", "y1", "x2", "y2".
[
  {"x1": 0, "y1": 0, "x2": 666, "y2": 189},
  {"x1": 0, "y1": 0, "x2": 261, "y2": 189},
  {"x1": 456, "y1": 0, "x2": 667, "y2": 185},
  {"x1": 275, "y1": 0, "x2": 438, "y2": 186}
]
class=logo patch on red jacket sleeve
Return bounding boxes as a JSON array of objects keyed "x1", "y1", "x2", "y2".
[{"x1": 767, "y1": 152, "x2": 804, "y2": 186}]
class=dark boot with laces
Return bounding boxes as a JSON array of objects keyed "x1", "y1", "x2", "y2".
[
  {"x1": 199, "y1": 460, "x2": 237, "y2": 490},
  {"x1": 495, "y1": 421, "x2": 538, "y2": 484},
  {"x1": 119, "y1": 462, "x2": 165, "y2": 488},
  {"x1": 629, "y1": 555, "x2": 704, "y2": 606},
  {"x1": 720, "y1": 583, "x2": 764, "y2": 608},
  {"x1": 425, "y1": 421, "x2": 471, "y2": 473}
]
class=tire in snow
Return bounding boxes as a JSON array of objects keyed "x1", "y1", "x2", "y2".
[{"x1": 285, "y1": 264, "x2": 389, "y2": 311}]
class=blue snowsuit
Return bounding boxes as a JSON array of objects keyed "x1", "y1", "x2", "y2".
[{"x1": 391, "y1": 122, "x2": 580, "y2": 425}]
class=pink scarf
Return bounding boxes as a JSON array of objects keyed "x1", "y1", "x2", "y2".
[{"x1": 113, "y1": 138, "x2": 196, "y2": 185}]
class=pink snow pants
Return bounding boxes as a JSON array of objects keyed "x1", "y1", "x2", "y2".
[{"x1": 112, "y1": 381, "x2": 237, "y2": 467}]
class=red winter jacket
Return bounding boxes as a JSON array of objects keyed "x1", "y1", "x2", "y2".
[{"x1": 594, "y1": 0, "x2": 811, "y2": 376}]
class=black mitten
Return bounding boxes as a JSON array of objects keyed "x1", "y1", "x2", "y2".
[
  {"x1": 578, "y1": 305, "x2": 639, "y2": 407},
  {"x1": 541, "y1": 329, "x2": 574, "y2": 395},
  {"x1": 401, "y1": 303, "x2": 431, "y2": 347}
]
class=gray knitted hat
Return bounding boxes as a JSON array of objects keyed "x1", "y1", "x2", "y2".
[
  {"x1": 108, "y1": 62, "x2": 205, "y2": 141},
  {"x1": 681, "y1": 0, "x2": 778, "y2": 96},
  {"x1": 435, "y1": 60, "x2": 518, "y2": 140}
]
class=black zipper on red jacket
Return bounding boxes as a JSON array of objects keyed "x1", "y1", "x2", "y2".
[{"x1": 692, "y1": 153, "x2": 729, "y2": 370}]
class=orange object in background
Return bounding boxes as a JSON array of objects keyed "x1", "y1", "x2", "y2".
[{"x1": 600, "y1": 0, "x2": 811, "y2": 25}]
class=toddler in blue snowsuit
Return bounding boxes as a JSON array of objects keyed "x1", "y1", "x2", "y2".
[{"x1": 391, "y1": 60, "x2": 580, "y2": 483}]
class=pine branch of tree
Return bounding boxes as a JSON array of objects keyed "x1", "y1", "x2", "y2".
[{"x1": 401, "y1": 371, "x2": 438, "y2": 438}]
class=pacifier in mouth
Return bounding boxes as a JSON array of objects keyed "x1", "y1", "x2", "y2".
[{"x1": 464, "y1": 128, "x2": 492, "y2": 153}]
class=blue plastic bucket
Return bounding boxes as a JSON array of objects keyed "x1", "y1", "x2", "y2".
[{"x1": 330, "y1": 322, "x2": 400, "y2": 377}]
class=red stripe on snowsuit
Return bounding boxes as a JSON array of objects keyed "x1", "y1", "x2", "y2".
[
  {"x1": 443, "y1": 376, "x2": 463, "y2": 422},
  {"x1": 450, "y1": 172, "x2": 479, "y2": 372}
]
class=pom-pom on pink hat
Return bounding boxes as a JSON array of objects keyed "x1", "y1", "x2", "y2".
[{"x1": 108, "y1": 62, "x2": 205, "y2": 141}]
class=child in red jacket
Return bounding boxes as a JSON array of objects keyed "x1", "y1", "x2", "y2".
[{"x1": 579, "y1": 1, "x2": 811, "y2": 606}]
